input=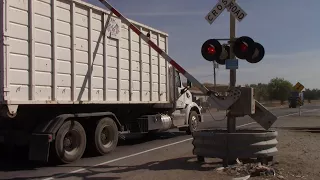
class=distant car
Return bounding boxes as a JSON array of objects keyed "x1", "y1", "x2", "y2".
[{"x1": 289, "y1": 102, "x2": 297, "y2": 108}]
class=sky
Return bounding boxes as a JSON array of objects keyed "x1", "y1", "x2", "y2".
[{"x1": 85, "y1": 0, "x2": 320, "y2": 89}]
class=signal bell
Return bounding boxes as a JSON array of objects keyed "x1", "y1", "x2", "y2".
[{"x1": 233, "y1": 36, "x2": 265, "y2": 63}]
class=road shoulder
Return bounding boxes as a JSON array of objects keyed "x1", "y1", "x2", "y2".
[{"x1": 238, "y1": 113, "x2": 320, "y2": 179}]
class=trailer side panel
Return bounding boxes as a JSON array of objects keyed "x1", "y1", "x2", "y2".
[{"x1": 1, "y1": 0, "x2": 171, "y2": 105}]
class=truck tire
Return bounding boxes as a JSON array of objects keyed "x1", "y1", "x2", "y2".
[
  {"x1": 186, "y1": 111, "x2": 200, "y2": 135},
  {"x1": 54, "y1": 120, "x2": 86, "y2": 164},
  {"x1": 92, "y1": 117, "x2": 118, "y2": 155}
]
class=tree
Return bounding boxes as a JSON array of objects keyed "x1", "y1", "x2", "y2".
[
  {"x1": 267, "y1": 77, "x2": 293, "y2": 104},
  {"x1": 256, "y1": 83, "x2": 269, "y2": 101},
  {"x1": 304, "y1": 88, "x2": 320, "y2": 102},
  {"x1": 248, "y1": 83, "x2": 269, "y2": 101}
]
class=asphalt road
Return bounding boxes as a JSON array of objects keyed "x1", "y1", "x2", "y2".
[{"x1": 1, "y1": 104, "x2": 320, "y2": 180}]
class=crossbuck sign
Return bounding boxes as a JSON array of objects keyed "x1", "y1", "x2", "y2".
[{"x1": 205, "y1": 0, "x2": 247, "y2": 24}]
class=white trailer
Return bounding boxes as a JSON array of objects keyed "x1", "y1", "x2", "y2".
[{"x1": 0, "y1": 0, "x2": 203, "y2": 163}]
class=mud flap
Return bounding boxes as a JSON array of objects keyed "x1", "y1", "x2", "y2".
[{"x1": 29, "y1": 133, "x2": 51, "y2": 162}]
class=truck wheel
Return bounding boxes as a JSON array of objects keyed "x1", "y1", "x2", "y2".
[
  {"x1": 92, "y1": 117, "x2": 118, "y2": 155},
  {"x1": 54, "y1": 120, "x2": 86, "y2": 164},
  {"x1": 186, "y1": 111, "x2": 200, "y2": 135}
]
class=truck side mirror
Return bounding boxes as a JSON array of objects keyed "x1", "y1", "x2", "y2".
[{"x1": 187, "y1": 80, "x2": 192, "y2": 88}]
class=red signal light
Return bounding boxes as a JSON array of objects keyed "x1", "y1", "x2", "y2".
[
  {"x1": 233, "y1": 36, "x2": 255, "y2": 59},
  {"x1": 233, "y1": 36, "x2": 265, "y2": 63},
  {"x1": 201, "y1": 39, "x2": 222, "y2": 62},
  {"x1": 240, "y1": 43, "x2": 248, "y2": 52},
  {"x1": 207, "y1": 46, "x2": 216, "y2": 54}
]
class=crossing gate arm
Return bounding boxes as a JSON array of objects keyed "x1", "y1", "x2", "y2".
[{"x1": 97, "y1": 0, "x2": 241, "y2": 110}]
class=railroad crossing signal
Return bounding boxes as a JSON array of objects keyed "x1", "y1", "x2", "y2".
[
  {"x1": 201, "y1": 36, "x2": 265, "y2": 64},
  {"x1": 226, "y1": 0, "x2": 247, "y2": 22},
  {"x1": 205, "y1": 0, "x2": 247, "y2": 24},
  {"x1": 233, "y1": 36, "x2": 265, "y2": 63},
  {"x1": 203, "y1": 0, "x2": 254, "y2": 64},
  {"x1": 293, "y1": 82, "x2": 304, "y2": 92}
]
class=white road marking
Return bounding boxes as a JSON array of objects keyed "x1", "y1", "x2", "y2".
[
  {"x1": 42, "y1": 108, "x2": 320, "y2": 180},
  {"x1": 42, "y1": 138, "x2": 192, "y2": 180},
  {"x1": 236, "y1": 122, "x2": 256, "y2": 128}
]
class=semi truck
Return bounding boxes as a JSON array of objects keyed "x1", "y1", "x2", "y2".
[{"x1": 0, "y1": 0, "x2": 203, "y2": 163}]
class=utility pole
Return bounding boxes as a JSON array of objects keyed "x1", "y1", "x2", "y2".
[
  {"x1": 213, "y1": 62, "x2": 217, "y2": 91},
  {"x1": 224, "y1": 0, "x2": 237, "y2": 167},
  {"x1": 227, "y1": 3, "x2": 236, "y2": 133}
]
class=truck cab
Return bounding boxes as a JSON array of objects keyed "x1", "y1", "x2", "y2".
[{"x1": 172, "y1": 70, "x2": 203, "y2": 134}]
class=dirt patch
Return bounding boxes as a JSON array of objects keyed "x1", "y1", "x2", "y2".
[
  {"x1": 206, "y1": 128, "x2": 320, "y2": 180},
  {"x1": 197, "y1": 113, "x2": 320, "y2": 179},
  {"x1": 271, "y1": 129, "x2": 320, "y2": 179}
]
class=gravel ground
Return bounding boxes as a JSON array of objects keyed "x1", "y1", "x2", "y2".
[
  {"x1": 270, "y1": 119, "x2": 320, "y2": 180},
  {"x1": 155, "y1": 123, "x2": 320, "y2": 180},
  {"x1": 215, "y1": 115, "x2": 320, "y2": 180},
  {"x1": 226, "y1": 128, "x2": 320, "y2": 180},
  {"x1": 271, "y1": 129, "x2": 320, "y2": 180}
]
